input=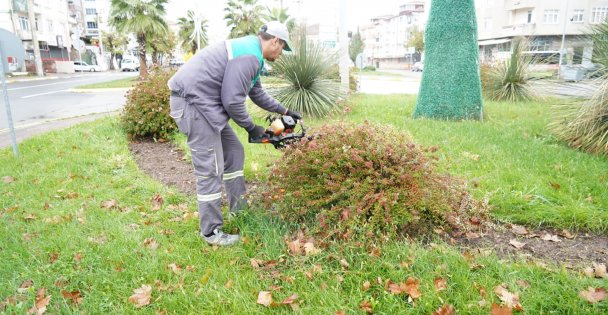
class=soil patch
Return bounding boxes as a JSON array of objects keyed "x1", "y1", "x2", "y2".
[{"x1": 128, "y1": 140, "x2": 608, "y2": 267}]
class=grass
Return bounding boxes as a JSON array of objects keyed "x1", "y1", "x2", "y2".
[
  {"x1": 1, "y1": 96, "x2": 607, "y2": 313},
  {"x1": 75, "y1": 77, "x2": 138, "y2": 89}
]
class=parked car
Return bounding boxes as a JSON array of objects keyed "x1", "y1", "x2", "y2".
[
  {"x1": 169, "y1": 58, "x2": 185, "y2": 67},
  {"x1": 121, "y1": 59, "x2": 140, "y2": 72},
  {"x1": 73, "y1": 61, "x2": 102, "y2": 72},
  {"x1": 411, "y1": 62, "x2": 424, "y2": 72}
]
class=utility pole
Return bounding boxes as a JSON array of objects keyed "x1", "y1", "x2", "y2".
[
  {"x1": 96, "y1": 12, "x2": 105, "y2": 68},
  {"x1": 339, "y1": 0, "x2": 349, "y2": 93},
  {"x1": 0, "y1": 42, "x2": 20, "y2": 158},
  {"x1": 558, "y1": 0, "x2": 569, "y2": 79},
  {"x1": 26, "y1": 0, "x2": 43, "y2": 76}
]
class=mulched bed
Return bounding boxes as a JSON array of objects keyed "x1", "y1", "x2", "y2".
[{"x1": 128, "y1": 140, "x2": 608, "y2": 267}]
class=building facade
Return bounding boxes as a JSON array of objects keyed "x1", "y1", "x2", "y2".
[
  {"x1": 360, "y1": 1, "x2": 427, "y2": 70},
  {"x1": 475, "y1": 0, "x2": 608, "y2": 68}
]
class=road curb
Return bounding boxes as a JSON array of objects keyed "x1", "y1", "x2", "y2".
[
  {"x1": 6, "y1": 76, "x2": 60, "y2": 83},
  {"x1": 68, "y1": 87, "x2": 132, "y2": 93}
]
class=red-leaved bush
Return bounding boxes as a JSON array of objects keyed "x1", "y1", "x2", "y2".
[{"x1": 265, "y1": 122, "x2": 488, "y2": 239}]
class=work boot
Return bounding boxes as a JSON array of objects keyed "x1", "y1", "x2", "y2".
[{"x1": 201, "y1": 228, "x2": 240, "y2": 246}]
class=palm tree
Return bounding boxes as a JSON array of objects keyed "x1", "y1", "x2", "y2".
[
  {"x1": 102, "y1": 31, "x2": 128, "y2": 70},
  {"x1": 109, "y1": 0, "x2": 168, "y2": 78},
  {"x1": 224, "y1": 0, "x2": 264, "y2": 38},
  {"x1": 262, "y1": 7, "x2": 296, "y2": 32},
  {"x1": 178, "y1": 10, "x2": 208, "y2": 55}
]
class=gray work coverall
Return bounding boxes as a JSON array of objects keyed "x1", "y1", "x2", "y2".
[{"x1": 168, "y1": 37, "x2": 287, "y2": 235}]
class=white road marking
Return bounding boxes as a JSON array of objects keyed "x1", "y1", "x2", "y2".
[{"x1": 21, "y1": 89, "x2": 70, "y2": 99}]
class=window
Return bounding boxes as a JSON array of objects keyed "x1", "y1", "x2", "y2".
[
  {"x1": 85, "y1": 8, "x2": 96, "y2": 15},
  {"x1": 591, "y1": 7, "x2": 608, "y2": 24},
  {"x1": 530, "y1": 37, "x2": 552, "y2": 51},
  {"x1": 527, "y1": 10, "x2": 533, "y2": 23},
  {"x1": 39, "y1": 41, "x2": 49, "y2": 51},
  {"x1": 34, "y1": 17, "x2": 39, "y2": 30},
  {"x1": 573, "y1": 47, "x2": 584, "y2": 64},
  {"x1": 484, "y1": 17, "x2": 492, "y2": 31},
  {"x1": 543, "y1": 9, "x2": 559, "y2": 24},
  {"x1": 572, "y1": 9, "x2": 584, "y2": 22},
  {"x1": 87, "y1": 21, "x2": 98, "y2": 29},
  {"x1": 19, "y1": 16, "x2": 29, "y2": 31}
]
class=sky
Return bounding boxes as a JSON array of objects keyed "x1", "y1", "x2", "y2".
[{"x1": 166, "y1": 0, "x2": 406, "y2": 43}]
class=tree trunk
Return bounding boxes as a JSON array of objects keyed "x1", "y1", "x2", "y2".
[
  {"x1": 152, "y1": 51, "x2": 159, "y2": 66},
  {"x1": 109, "y1": 53, "x2": 116, "y2": 70},
  {"x1": 413, "y1": 0, "x2": 483, "y2": 120},
  {"x1": 137, "y1": 33, "x2": 148, "y2": 79}
]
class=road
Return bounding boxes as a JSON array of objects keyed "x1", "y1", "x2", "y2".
[{"x1": 0, "y1": 71, "x2": 136, "y2": 132}]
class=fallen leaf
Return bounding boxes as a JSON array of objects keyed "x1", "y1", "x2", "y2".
[
  {"x1": 494, "y1": 285, "x2": 523, "y2": 311},
  {"x1": 18, "y1": 279, "x2": 34, "y2": 293},
  {"x1": 27, "y1": 287, "x2": 51, "y2": 315},
  {"x1": 151, "y1": 194, "x2": 163, "y2": 211},
  {"x1": 579, "y1": 287, "x2": 607, "y2": 304},
  {"x1": 100, "y1": 199, "x2": 118, "y2": 209},
  {"x1": 128, "y1": 284, "x2": 152, "y2": 308},
  {"x1": 362, "y1": 281, "x2": 371, "y2": 291},
  {"x1": 23, "y1": 213, "x2": 37, "y2": 221},
  {"x1": 432, "y1": 304, "x2": 455, "y2": 315},
  {"x1": 541, "y1": 234, "x2": 561, "y2": 242},
  {"x1": 583, "y1": 267, "x2": 595, "y2": 278},
  {"x1": 250, "y1": 258, "x2": 263, "y2": 269},
  {"x1": 463, "y1": 151, "x2": 480, "y2": 161},
  {"x1": 3, "y1": 176, "x2": 15, "y2": 183},
  {"x1": 257, "y1": 291, "x2": 272, "y2": 307},
  {"x1": 593, "y1": 263, "x2": 607, "y2": 279},
  {"x1": 167, "y1": 263, "x2": 181, "y2": 274},
  {"x1": 465, "y1": 231, "x2": 480, "y2": 239},
  {"x1": 490, "y1": 303, "x2": 513, "y2": 315},
  {"x1": 224, "y1": 279, "x2": 234, "y2": 289},
  {"x1": 144, "y1": 238, "x2": 159, "y2": 250},
  {"x1": 200, "y1": 269, "x2": 212, "y2": 284},
  {"x1": 510, "y1": 225, "x2": 528, "y2": 235},
  {"x1": 359, "y1": 300, "x2": 373, "y2": 314},
  {"x1": 339, "y1": 259, "x2": 349, "y2": 269},
  {"x1": 405, "y1": 277, "x2": 421, "y2": 299},
  {"x1": 286, "y1": 239, "x2": 301, "y2": 256},
  {"x1": 281, "y1": 294, "x2": 298, "y2": 305},
  {"x1": 303, "y1": 242, "x2": 320, "y2": 255},
  {"x1": 434, "y1": 277, "x2": 447, "y2": 292},
  {"x1": 509, "y1": 239, "x2": 526, "y2": 249},
  {"x1": 335, "y1": 311, "x2": 346, "y2": 315},
  {"x1": 61, "y1": 290, "x2": 83, "y2": 305},
  {"x1": 559, "y1": 230, "x2": 575, "y2": 239},
  {"x1": 49, "y1": 252, "x2": 59, "y2": 264},
  {"x1": 549, "y1": 182, "x2": 561, "y2": 190},
  {"x1": 516, "y1": 280, "x2": 530, "y2": 288}
]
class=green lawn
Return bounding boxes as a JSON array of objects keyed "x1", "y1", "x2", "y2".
[
  {"x1": 75, "y1": 76, "x2": 138, "y2": 89},
  {"x1": 1, "y1": 95, "x2": 607, "y2": 313}
]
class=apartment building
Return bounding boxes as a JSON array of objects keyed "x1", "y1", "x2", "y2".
[
  {"x1": 2, "y1": 0, "x2": 72, "y2": 64},
  {"x1": 476, "y1": 0, "x2": 608, "y2": 67},
  {"x1": 360, "y1": 1, "x2": 427, "y2": 70}
]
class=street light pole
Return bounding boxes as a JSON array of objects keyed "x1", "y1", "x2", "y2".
[
  {"x1": 96, "y1": 12, "x2": 105, "y2": 68},
  {"x1": 339, "y1": 0, "x2": 350, "y2": 93},
  {"x1": 558, "y1": 0, "x2": 569, "y2": 79}
]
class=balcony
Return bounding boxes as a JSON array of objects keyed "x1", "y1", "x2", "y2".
[
  {"x1": 501, "y1": 23, "x2": 535, "y2": 37},
  {"x1": 505, "y1": 0, "x2": 535, "y2": 11}
]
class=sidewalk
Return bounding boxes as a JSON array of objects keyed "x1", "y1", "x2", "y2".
[{"x1": 0, "y1": 112, "x2": 117, "y2": 149}]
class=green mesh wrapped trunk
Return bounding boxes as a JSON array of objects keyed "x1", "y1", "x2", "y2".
[{"x1": 413, "y1": 0, "x2": 483, "y2": 120}]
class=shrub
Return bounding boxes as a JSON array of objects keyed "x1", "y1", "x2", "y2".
[
  {"x1": 265, "y1": 122, "x2": 488, "y2": 240},
  {"x1": 121, "y1": 67, "x2": 177, "y2": 140},
  {"x1": 363, "y1": 65, "x2": 376, "y2": 71},
  {"x1": 271, "y1": 26, "x2": 343, "y2": 118},
  {"x1": 484, "y1": 38, "x2": 536, "y2": 102},
  {"x1": 327, "y1": 65, "x2": 358, "y2": 92},
  {"x1": 550, "y1": 77, "x2": 608, "y2": 156}
]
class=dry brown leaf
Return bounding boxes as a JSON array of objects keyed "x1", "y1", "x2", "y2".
[
  {"x1": 18, "y1": 279, "x2": 34, "y2": 293},
  {"x1": 27, "y1": 288, "x2": 51, "y2": 315},
  {"x1": 465, "y1": 232, "x2": 480, "y2": 239},
  {"x1": 490, "y1": 303, "x2": 513, "y2": 315},
  {"x1": 579, "y1": 287, "x2": 607, "y2": 304},
  {"x1": 405, "y1": 277, "x2": 421, "y2": 299},
  {"x1": 493, "y1": 285, "x2": 523, "y2": 311},
  {"x1": 128, "y1": 284, "x2": 152, "y2": 308},
  {"x1": 515, "y1": 280, "x2": 530, "y2": 288},
  {"x1": 549, "y1": 182, "x2": 561, "y2": 190},
  {"x1": 250, "y1": 258, "x2": 263, "y2": 269},
  {"x1": 100, "y1": 199, "x2": 118, "y2": 209},
  {"x1": 559, "y1": 230, "x2": 575, "y2": 239},
  {"x1": 281, "y1": 294, "x2": 298, "y2": 305},
  {"x1": 339, "y1": 259, "x2": 349, "y2": 269},
  {"x1": 286, "y1": 240, "x2": 302, "y2": 256},
  {"x1": 432, "y1": 304, "x2": 455, "y2": 315},
  {"x1": 23, "y1": 213, "x2": 37, "y2": 221},
  {"x1": 593, "y1": 263, "x2": 607, "y2": 279},
  {"x1": 48, "y1": 252, "x2": 59, "y2": 264},
  {"x1": 144, "y1": 238, "x2": 159, "y2": 250},
  {"x1": 151, "y1": 194, "x2": 163, "y2": 211},
  {"x1": 362, "y1": 280, "x2": 371, "y2": 291},
  {"x1": 335, "y1": 310, "x2": 346, "y2": 315},
  {"x1": 303, "y1": 242, "x2": 320, "y2": 255},
  {"x1": 256, "y1": 291, "x2": 272, "y2": 307},
  {"x1": 510, "y1": 225, "x2": 528, "y2": 235},
  {"x1": 2, "y1": 176, "x2": 15, "y2": 183},
  {"x1": 167, "y1": 263, "x2": 181, "y2": 274},
  {"x1": 434, "y1": 277, "x2": 447, "y2": 292},
  {"x1": 61, "y1": 290, "x2": 83, "y2": 305},
  {"x1": 509, "y1": 239, "x2": 526, "y2": 249},
  {"x1": 359, "y1": 300, "x2": 373, "y2": 314},
  {"x1": 541, "y1": 233, "x2": 561, "y2": 242},
  {"x1": 583, "y1": 267, "x2": 595, "y2": 278},
  {"x1": 224, "y1": 279, "x2": 234, "y2": 289}
]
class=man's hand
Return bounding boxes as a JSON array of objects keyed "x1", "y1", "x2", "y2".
[
  {"x1": 285, "y1": 109, "x2": 302, "y2": 120},
  {"x1": 248, "y1": 125, "x2": 267, "y2": 142}
]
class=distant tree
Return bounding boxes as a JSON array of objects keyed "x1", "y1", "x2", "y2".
[
  {"x1": 224, "y1": 0, "x2": 264, "y2": 38},
  {"x1": 148, "y1": 30, "x2": 176, "y2": 65},
  {"x1": 413, "y1": 0, "x2": 483, "y2": 120},
  {"x1": 408, "y1": 27, "x2": 425, "y2": 54},
  {"x1": 110, "y1": 0, "x2": 168, "y2": 78},
  {"x1": 349, "y1": 30, "x2": 364, "y2": 63},
  {"x1": 178, "y1": 10, "x2": 208, "y2": 54},
  {"x1": 102, "y1": 31, "x2": 128, "y2": 70},
  {"x1": 262, "y1": 6, "x2": 296, "y2": 32}
]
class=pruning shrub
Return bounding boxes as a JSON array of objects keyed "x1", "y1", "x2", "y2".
[
  {"x1": 121, "y1": 67, "x2": 177, "y2": 140},
  {"x1": 265, "y1": 122, "x2": 488, "y2": 239},
  {"x1": 484, "y1": 38, "x2": 536, "y2": 102}
]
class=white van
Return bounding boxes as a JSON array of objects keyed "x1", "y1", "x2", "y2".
[{"x1": 121, "y1": 59, "x2": 140, "y2": 72}]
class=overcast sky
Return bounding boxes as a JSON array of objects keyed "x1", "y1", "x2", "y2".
[{"x1": 166, "y1": 0, "x2": 406, "y2": 43}]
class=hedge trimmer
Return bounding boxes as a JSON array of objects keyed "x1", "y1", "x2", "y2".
[{"x1": 249, "y1": 114, "x2": 307, "y2": 149}]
